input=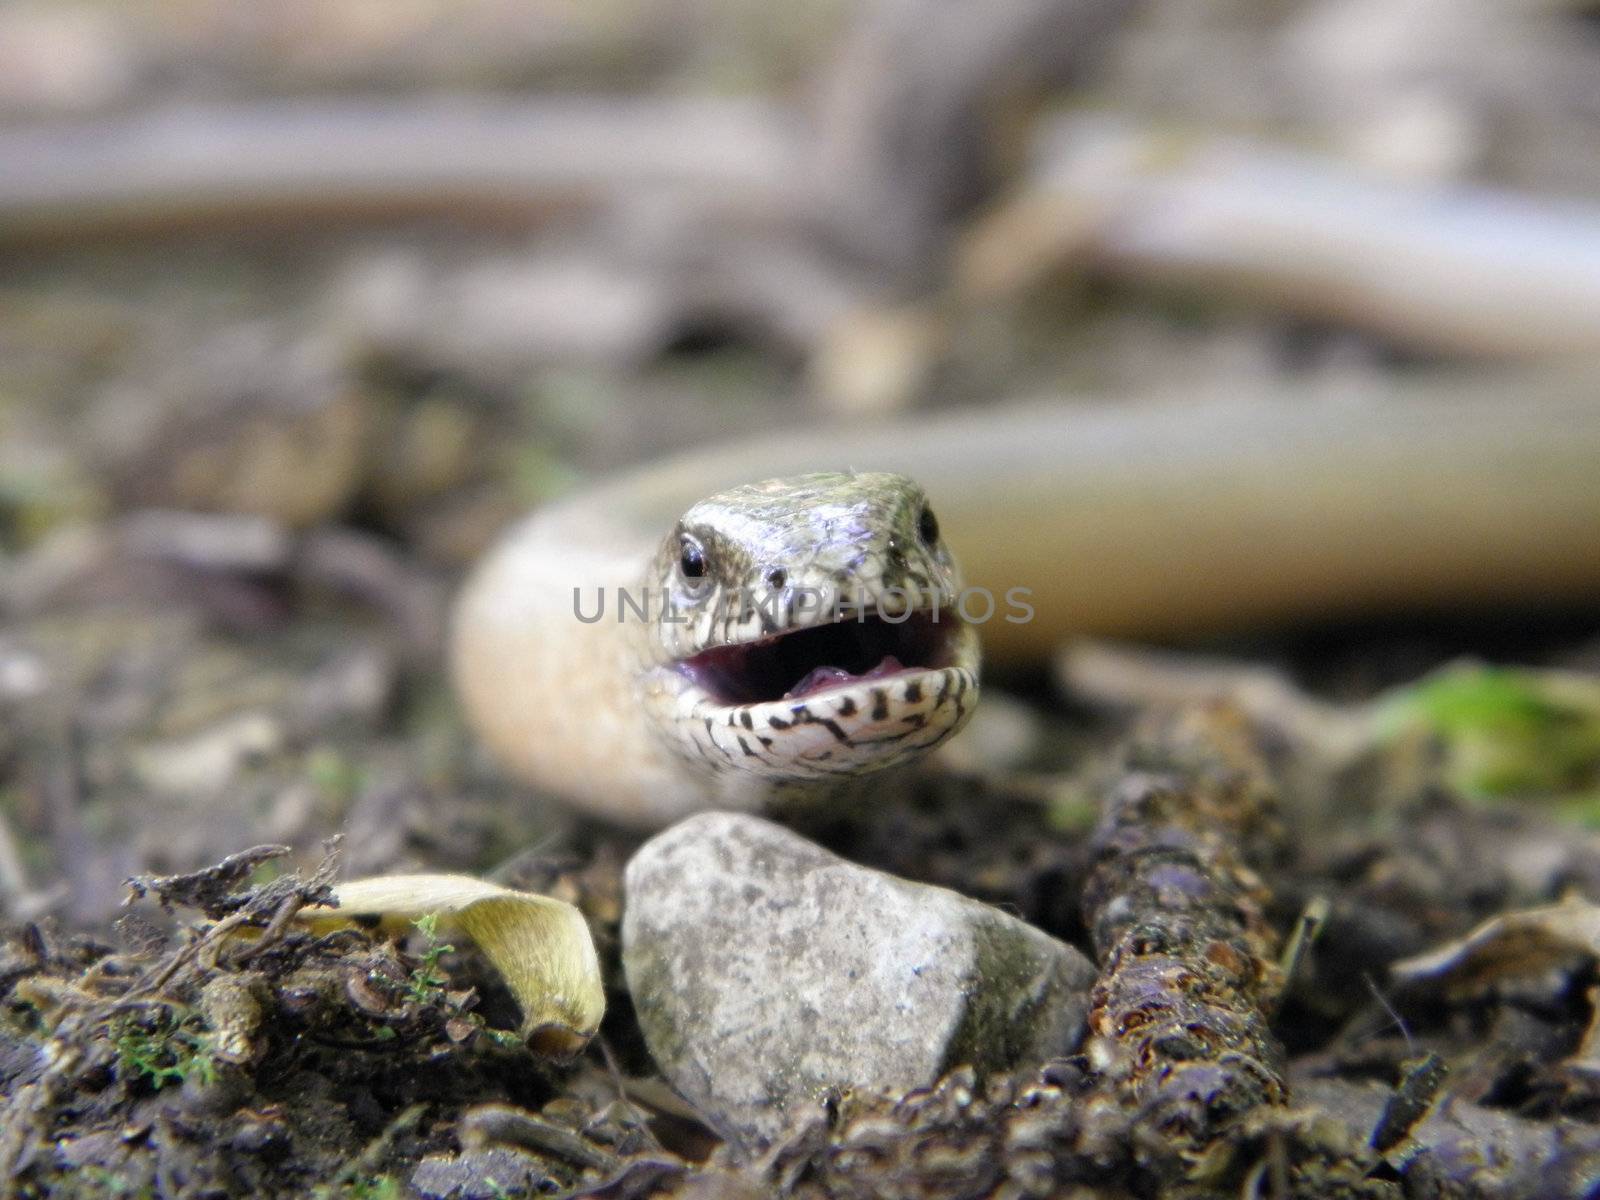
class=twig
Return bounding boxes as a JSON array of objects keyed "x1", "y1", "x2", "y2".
[
  {"x1": 460, "y1": 1104, "x2": 620, "y2": 1173},
  {"x1": 1080, "y1": 704, "x2": 1289, "y2": 1185}
]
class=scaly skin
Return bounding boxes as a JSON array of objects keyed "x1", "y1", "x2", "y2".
[
  {"x1": 453, "y1": 471, "x2": 980, "y2": 828},
  {"x1": 453, "y1": 365, "x2": 1600, "y2": 828}
]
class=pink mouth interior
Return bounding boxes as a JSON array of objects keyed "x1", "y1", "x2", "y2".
[
  {"x1": 784, "y1": 654, "x2": 907, "y2": 701},
  {"x1": 678, "y1": 611, "x2": 950, "y2": 707}
]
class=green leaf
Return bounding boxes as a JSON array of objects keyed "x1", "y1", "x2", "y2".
[{"x1": 1377, "y1": 663, "x2": 1600, "y2": 800}]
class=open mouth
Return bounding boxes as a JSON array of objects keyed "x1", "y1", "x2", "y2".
[{"x1": 677, "y1": 610, "x2": 956, "y2": 707}]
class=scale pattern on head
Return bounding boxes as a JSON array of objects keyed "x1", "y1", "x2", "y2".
[
  {"x1": 642, "y1": 472, "x2": 953, "y2": 658},
  {"x1": 633, "y1": 471, "x2": 981, "y2": 787}
]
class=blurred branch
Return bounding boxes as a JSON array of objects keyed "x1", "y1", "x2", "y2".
[
  {"x1": 810, "y1": 0, "x2": 1143, "y2": 284},
  {"x1": 963, "y1": 114, "x2": 1600, "y2": 357},
  {"x1": 0, "y1": 96, "x2": 801, "y2": 239},
  {"x1": 0, "y1": 0, "x2": 1144, "y2": 285},
  {"x1": 17, "y1": 4, "x2": 1600, "y2": 366}
]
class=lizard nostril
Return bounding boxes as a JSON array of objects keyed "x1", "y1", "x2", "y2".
[{"x1": 765, "y1": 567, "x2": 787, "y2": 590}]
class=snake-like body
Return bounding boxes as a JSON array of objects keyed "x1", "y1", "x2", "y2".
[
  {"x1": 454, "y1": 469, "x2": 980, "y2": 826},
  {"x1": 453, "y1": 366, "x2": 1600, "y2": 828}
]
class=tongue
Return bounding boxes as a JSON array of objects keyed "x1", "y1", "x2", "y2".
[{"x1": 784, "y1": 655, "x2": 906, "y2": 701}]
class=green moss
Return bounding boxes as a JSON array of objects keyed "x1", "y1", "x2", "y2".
[
  {"x1": 1376, "y1": 664, "x2": 1600, "y2": 801},
  {"x1": 111, "y1": 1006, "x2": 217, "y2": 1091},
  {"x1": 406, "y1": 913, "x2": 455, "y2": 1005}
]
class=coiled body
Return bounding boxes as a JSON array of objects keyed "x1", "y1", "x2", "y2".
[{"x1": 454, "y1": 367, "x2": 1600, "y2": 827}]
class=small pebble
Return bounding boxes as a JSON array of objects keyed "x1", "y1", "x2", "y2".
[{"x1": 411, "y1": 1146, "x2": 552, "y2": 1200}]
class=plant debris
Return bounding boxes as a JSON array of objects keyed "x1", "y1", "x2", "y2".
[
  {"x1": 0, "y1": 846, "x2": 623, "y2": 1197},
  {"x1": 297, "y1": 873, "x2": 606, "y2": 1054}
]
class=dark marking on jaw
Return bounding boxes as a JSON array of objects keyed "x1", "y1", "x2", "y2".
[
  {"x1": 703, "y1": 717, "x2": 715, "y2": 737},
  {"x1": 935, "y1": 672, "x2": 954, "y2": 707},
  {"x1": 817, "y1": 718, "x2": 851, "y2": 743},
  {"x1": 758, "y1": 735, "x2": 774, "y2": 749},
  {"x1": 836, "y1": 696, "x2": 857, "y2": 717},
  {"x1": 853, "y1": 724, "x2": 921, "y2": 746},
  {"x1": 738, "y1": 735, "x2": 758, "y2": 757},
  {"x1": 913, "y1": 722, "x2": 959, "y2": 752},
  {"x1": 902, "y1": 711, "x2": 927, "y2": 730},
  {"x1": 870, "y1": 689, "x2": 889, "y2": 722},
  {"x1": 794, "y1": 707, "x2": 852, "y2": 743},
  {"x1": 739, "y1": 709, "x2": 754, "y2": 729},
  {"x1": 767, "y1": 714, "x2": 791, "y2": 730},
  {"x1": 903, "y1": 680, "x2": 923, "y2": 705}
]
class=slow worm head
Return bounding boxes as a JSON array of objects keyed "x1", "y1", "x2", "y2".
[{"x1": 452, "y1": 470, "x2": 979, "y2": 828}]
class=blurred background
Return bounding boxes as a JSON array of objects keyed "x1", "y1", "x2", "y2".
[{"x1": 3, "y1": 0, "x2": 1600, "y2": 924}]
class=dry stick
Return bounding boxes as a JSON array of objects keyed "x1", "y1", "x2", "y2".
[
  {"x1": 9, "y1": 72, "x2": 1600, "y2": 364},
  {"x1": 0, "y1": 96, "x2": 800, "y2": 240},
  {"x1": 1396, "y1": 1096, "x2": 1600, "y2": 1197},
  {"x1": 1079, "y1": 705, "x2": 1289, "y2": 1187},
  {"x1": 974, "y1": 114, "x2": 1600, "y2": 357},
  {"x1": 0, "y1": 1, "x2": 1142, "y2": 255},
  {"x1": 459, "y1": 1103, "x2": 620, "y2": 1173},
  {"x1": 126, "y1": 912, "x2": 252, "y2": 998}
]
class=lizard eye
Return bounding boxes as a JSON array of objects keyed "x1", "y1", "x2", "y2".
[
  {"x1": 678, "y1": 534, "x2": 708, "y2": 586},
  {"x1": 917, "y1": 504, "x2": 940, "y2": 548}
]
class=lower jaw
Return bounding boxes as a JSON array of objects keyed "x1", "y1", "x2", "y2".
[{"x1": 672, "y1": 660, "x2": 980, "y2": 782}]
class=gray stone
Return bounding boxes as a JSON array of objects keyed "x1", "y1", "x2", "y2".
[
  {"x1": 411, "y1": 1146, "x2": 552, "y2": 1199},
  {"x1": 621, "y1": 812, "x2": 1098, "y2": 1147}
]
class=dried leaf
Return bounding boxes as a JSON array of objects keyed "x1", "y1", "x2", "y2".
[
  {"x1": 1391, "y1": 894, "x2": 1600, "y2": 991},
  {"x1": 299, "y1": 873, "x2": 604, "y2": 1054}
]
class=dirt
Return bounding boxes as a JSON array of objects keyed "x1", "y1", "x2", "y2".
[{"x1": 3, "y1": 556, "x2": 1600, "y2": 1197}]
